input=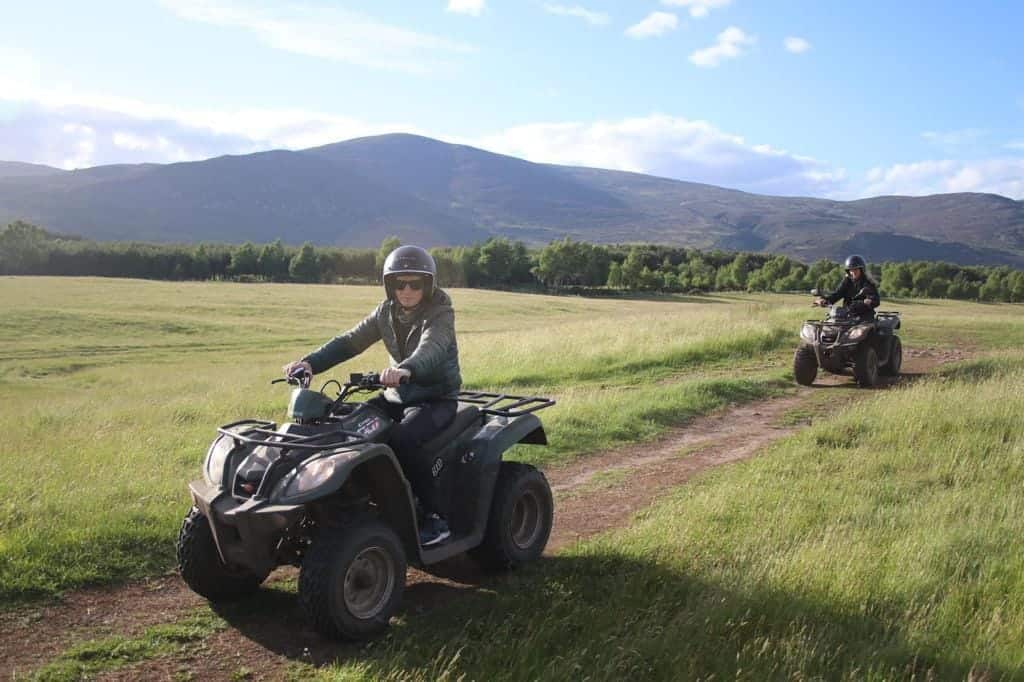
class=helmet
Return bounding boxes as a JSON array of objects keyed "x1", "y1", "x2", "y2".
[
  {"x1": 382, "y1": 245, "x2": 437, "y2": 300},
  {"x1": 843, "y1": 255, "x2": 867, "y2": 272}
]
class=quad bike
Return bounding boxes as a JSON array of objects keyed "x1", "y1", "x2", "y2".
[
  {"x1": 793, "y1": 288, "x2": 903, "y2": 387},
  {"x1": 176, "y1": 370, "x2": 555, "y2": 640}
]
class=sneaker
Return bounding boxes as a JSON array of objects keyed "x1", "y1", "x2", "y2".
[{"x1": 419, "y1": 514, "x2": 451, "y2": 547}]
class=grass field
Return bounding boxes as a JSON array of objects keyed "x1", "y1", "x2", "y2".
[
  {"x1": 0, "y1": 278, "x2": 806, "y2": 603},
  {"x1": 4, "y1": 277, "x2": 1024, "y2": 679},
  {"x1": 307, "y1": 353, "x2": 1024, "y2": 680}
]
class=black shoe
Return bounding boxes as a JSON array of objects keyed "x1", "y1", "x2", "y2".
[{"x1": 419, "y1": 514, "x2": 451, "y2": 547}]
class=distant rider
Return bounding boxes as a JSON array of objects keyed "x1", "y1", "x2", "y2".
[
  {"x1": 816, "y1": 254, "x2": 880, "y2": 318},
  {"x1": 283, "y1": 245, "x2": 460, "y2": 547}
]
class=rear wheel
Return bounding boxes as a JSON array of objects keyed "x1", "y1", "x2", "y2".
[
  {"x1": 853, "y1": 344, "x2": 880, "y2": 387},
  {"x1": 793, "y1": 345, "x2": 818, "y2": 386},
  {"x1": 880, "y1": 337, "x2": 903, "y2": 376},
  {"x1": 298, "y1": 520, "x2": 406, "y2": 640},
  {"x1": 470, "y1": 462, "x2": 553, "y2": 570},
  {"x1": 176, "y1": 507, "x2": 268, "y2": 601}
]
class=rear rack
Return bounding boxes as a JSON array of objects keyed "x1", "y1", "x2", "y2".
[
  {"x1": 457, "y1": 390, "x2": 555, "y2": 417},
  {"x1": 217, "y1": 419, "x2": 368, "y2": 452}
]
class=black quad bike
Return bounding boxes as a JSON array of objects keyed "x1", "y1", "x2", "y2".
[
  {"x1": 793, "y1": 288, "x2": 903, "y2": 388},
  {"x1": 176, "y1": 370, "x2": 555, "y2": 640}
]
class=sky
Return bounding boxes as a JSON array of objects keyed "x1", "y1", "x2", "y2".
[{"x1": 1, "y1": 0, "x2": 1022, "y2": 199}]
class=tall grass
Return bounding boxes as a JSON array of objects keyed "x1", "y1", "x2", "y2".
[
  {"x1": 314, "y1": 353, "x2": 1024, "y2": 680},
  {"x1": 1, "y1": 277, "x2": 1021, "y2": 606},
  {"x1": 0, "y1": 278, "x2": 798, "y2": 602}
]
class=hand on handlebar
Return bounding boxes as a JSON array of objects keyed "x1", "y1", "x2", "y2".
[
  {"x1": 379, "y1": 367, "x2": 411, "y2": 387},
  {"x1": 282, "y1": 360, "x2": 313, "y2": 380}
]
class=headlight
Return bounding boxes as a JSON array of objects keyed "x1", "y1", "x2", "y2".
[
  {"x1": 235, "y1": 446, "x2": 274, "y2": 482},
  {"x1": 275, "y1": 454, "x2": 341, "y2": 499},
  {"x1": 847, "y1": 324, "x2": 871, "y2": 341},
  {"x1": 203, "y1": 436, "x2": 235, "y2": 485},
  {"x1": 800, "y1": 324, "x2": 816, "y2": 342}
]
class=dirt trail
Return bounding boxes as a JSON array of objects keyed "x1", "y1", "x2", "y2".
[{"x1": 1, "y1": 351, "x2": 962, "y2": 680}]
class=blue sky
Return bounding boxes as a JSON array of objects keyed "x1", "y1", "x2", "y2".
[{"x1": 1, "y1": 0, "x2": 1022, "y2": 199}]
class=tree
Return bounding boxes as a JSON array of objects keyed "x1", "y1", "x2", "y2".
[
  {"x1": 230, "y1": 242, "x2": 259, "y2": 277},
  {"x1": 377, "y1": 236, "x2": 402, "y2": 271},
  {"x1": 606, "y1": 261, "x2": 623, "y2": 288},
  {"x1": 289, "y1": 242, "x2": 321, "y2": 282},
  {"x1": 257, "y1": 239, "x2": 289, "y2": 281},
  {"x1": 0, "y1": 221, "x2": 50, "y2": 274}
]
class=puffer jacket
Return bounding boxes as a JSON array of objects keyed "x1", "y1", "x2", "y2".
[
  {"x1": 824, "y1": 275, "x2": 880, "y2": 317},
  {"x1": 302, "y1": 289, "x2": 462, "y2": 405}
]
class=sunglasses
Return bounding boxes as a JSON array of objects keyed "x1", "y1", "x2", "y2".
[{"x1": 394, "y1": 279, "x2": 424, "y2": 291}]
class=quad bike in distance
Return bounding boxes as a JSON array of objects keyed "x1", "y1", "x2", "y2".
[{"x1": 793, "y1": 288, "x2": 903, "y2": 388}]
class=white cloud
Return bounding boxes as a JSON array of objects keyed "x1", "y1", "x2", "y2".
[
  {"x1": 625, "y1": 12, "x2": 678, "y2": 39},
  {"x1": 159, "y1": 0, "x2": 475, "y2": 74},
  {"x1": 661, "y1": 0, "x2": 730, "y2": 18},
  {"x1": 863, "y1": 159, "x2": 1024, "y2": 199},
  {"x1": 473, "y1": 113, "x2": 846, "y2": 196},
  {"x1": 446, "y1": 0, "x2": 485, "y2": 16},
  {"x1": 0, "y1": 67, "x2": 422, "y2": 168},
  {"x1": 783, "y1": 36, "x2": 811, "y2": 54},
  {"x1": 59, "y1": 123, "x2": 97, "y2": 170},
  {"x1": 690, "y1": 26, "x2": 755, "y2": 67},
  {"x1": 542, "y1": 4, "x2": 610, "y2": 26}
]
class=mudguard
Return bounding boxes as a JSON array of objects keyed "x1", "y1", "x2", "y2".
[
  {"x1": 419, "y1": 413, "x2": 546, "y2": 565},
  {"x1": 189, "y1": 444, "x2": 420, "y2": 575},
  {"x1": 273, "y1": 443, "x2": 419, "y2": 560}
]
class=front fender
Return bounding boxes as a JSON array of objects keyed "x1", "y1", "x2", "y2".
[{"x1": 272, "y1": 444, "x2": 420, "y2": 563}]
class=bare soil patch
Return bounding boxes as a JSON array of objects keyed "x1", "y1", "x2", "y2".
[{"x1": 3, "y1": 352, "x2": 955, "y2": 680}]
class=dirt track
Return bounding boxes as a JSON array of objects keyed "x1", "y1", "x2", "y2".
[{"x1": 0, "y1": 349, "x2": 964, "y2": 680}]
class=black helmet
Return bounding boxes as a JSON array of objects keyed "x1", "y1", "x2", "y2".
[
  {"x1": 844, "y1": 254, "x2": 867, "y2": 272},
  {"x1": 382, "y1": 245, "x2": 437, "y2": 299}
]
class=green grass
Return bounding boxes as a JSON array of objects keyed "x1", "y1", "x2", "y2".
[
  {"x1": 31, "y1": 610, "x2": 225, "y2": 681},
  {"x1": 0, "y1": 278, "x2": 800, "y2": 603},
  {"x1": 1, "y1": 278, "x2": 1021, "y2": 605},
  {"x1": 307, "y1": 353, "x2": 1024, "y2": 680}
]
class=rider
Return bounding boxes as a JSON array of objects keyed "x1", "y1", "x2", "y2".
[
  {"x1": 283, "y1": 245, "x2": 461, "y2": 547},
  {"x1": 816, "y1": 255, "x2": 880, "y2": 318}
]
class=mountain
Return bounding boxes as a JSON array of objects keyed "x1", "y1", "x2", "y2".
[
  {"x1": 2, "y1": 133, "x2": 1023, "y2": 265},
  {"x1": 0, "y1": 161, "x2": 65, "y2": 180}
]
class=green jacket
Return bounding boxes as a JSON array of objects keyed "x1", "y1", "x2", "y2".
[{"x1": 302, "y1": 289, "x2": 462, "y2": 405}]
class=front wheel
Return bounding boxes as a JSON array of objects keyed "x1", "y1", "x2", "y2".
[
  {"x1": 853, "y1": 344, "x2": 880, "y2": 387},
  {"x1": 298, "y1": 520, "x2": 406, "y2": 640},
  {"x1": 471, "y1": 462, "x2": 553, "y2": 570},
  {"x1": 176, "y1": 507, "x2": 268, "y2": 601},
  {"x1": 880, "y1": 337, "x2": 903, "y2": 376},
  {"x1": 793, "y1": 345, "x2": 818, "y2": 386}
]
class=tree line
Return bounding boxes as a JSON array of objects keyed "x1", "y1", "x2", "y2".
[{"x1": 2, "y1": 221, "x2": 1023, "y2": 302}]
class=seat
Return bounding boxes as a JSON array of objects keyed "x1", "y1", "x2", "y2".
[{"x1": 420, "y1": 403, "x2": 481, "y2": 458}]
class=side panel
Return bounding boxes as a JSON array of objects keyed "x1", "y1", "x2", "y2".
[{"x1": 421, "y1": 413, "x2": 544, "y2": 565}]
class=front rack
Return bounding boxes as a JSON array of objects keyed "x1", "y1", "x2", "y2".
[
  {"x1": 217, "y1": 419, "x2": 368, "y2": 452},
  {"x1": 457, "y1": 391, "x2": 555, "y2": 417}
]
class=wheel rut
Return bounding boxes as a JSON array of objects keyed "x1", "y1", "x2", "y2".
[{"x1": 1, "y1": 349, "x2": 964, "y2": 680}]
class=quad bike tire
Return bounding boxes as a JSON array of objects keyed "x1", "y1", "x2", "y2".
[
  {"x1": 298, "y1": 519, "x2": 406, "y2": 640},
  {"x1": 470, "y1": 462, "x2": 553, "y2": 571},
  {"x1": 793, "y1": 345, "x2": 818, "y2": 386},
  {"x1": 853, "y1": 344, "x2": 880, "y2": 387},
  {"x1": 177, "y1": 507, "x2": 269, "y2": 600},
  {"x1": 880, "y1": 337, "x2": 903, "y2": 376}
]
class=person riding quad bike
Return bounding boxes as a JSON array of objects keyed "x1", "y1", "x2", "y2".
[
  {"x1": 795, "y1": 254, "x2": 902, "y2": 387},
  {"x1": 815, "y1": 255, "x2": 880, "y2": 318},
  {"x1": 284, "y1": 245, "x2": 459, "y2": 547}
]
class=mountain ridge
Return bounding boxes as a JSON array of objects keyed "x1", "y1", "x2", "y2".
[{"x1": 2, "y1": 133, "x2": 1022, "y2": 265}]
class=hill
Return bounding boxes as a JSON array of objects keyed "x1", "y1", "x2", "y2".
[{"x1": 2, "y1": 134, "x2": 1023, "y2": 265}]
